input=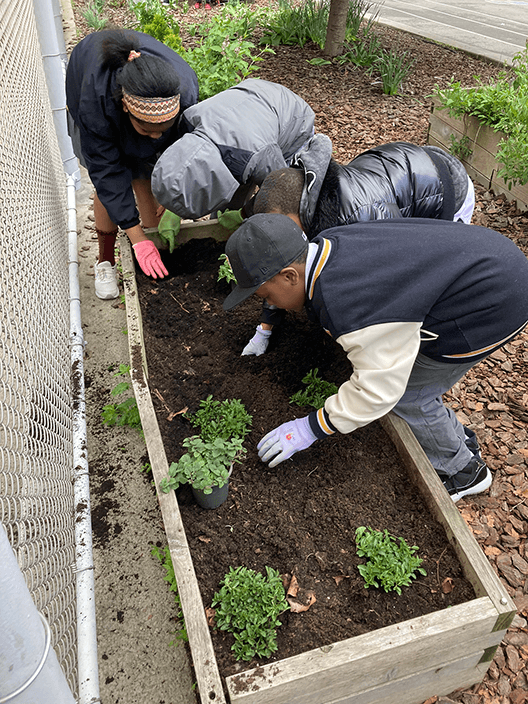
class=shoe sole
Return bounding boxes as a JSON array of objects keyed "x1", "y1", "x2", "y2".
[
  {"x1": 95, "y1": 287, "x2": 119, "y2": 300},
  {"x1": 450, "y1": 467, "x2": 492, "y2": 503}
]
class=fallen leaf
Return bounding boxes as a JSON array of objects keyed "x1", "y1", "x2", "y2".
[
  {"x1": 287, "y1": 590, "x2": 316, "y2": 613},
  {"x1": 441, "y1": 577, "x2": 454, "y2": 594},
  {"x1": 197, "y1": 535, "x2": 211, "y2": 543},
  {"x1": 205, "y1": 607, "x2": 215, "y2": 626},
  {"x1": 286, "y1": 574, "x2": 299, "y2": 598},
  {"x1": 333, "y1": 575, "x2": 346, "y2": 585}
]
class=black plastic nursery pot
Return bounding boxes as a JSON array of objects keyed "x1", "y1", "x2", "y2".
[{"x1": 121, "y1": 229, "x2": 516, "y2": 704}]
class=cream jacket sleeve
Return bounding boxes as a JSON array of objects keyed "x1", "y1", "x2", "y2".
[{"x1": 323, "y1": 321, "x2": 422, "y2": 434}]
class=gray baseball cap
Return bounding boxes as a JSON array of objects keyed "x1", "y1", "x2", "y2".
[{"x1": 222, "y1": 213, "x2": 308, "y2": 311}]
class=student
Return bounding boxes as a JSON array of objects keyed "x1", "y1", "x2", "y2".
[
  {"x1": 151, "y1": 78, "x2": 315, "y2": 239},
  {"x1": 66, "y1": 29, "x2": 199, "y2": 299},
  {"x1": 222, "y1": 213, "x2": 528, "y2": 502},
  {"x1": 241, "y1": 134, "x2": 475, "y2": 356}
]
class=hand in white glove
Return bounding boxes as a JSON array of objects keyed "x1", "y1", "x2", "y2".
[
  {"x1": 257, "y1": 416, "x2": 317, "y2": 468},
  {"x1": 241, "y1": 324, "x2": 272, "y2": 356}
]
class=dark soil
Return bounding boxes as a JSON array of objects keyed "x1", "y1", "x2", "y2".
[{"x1": 136, "y1": 239, "x2": 475, "y2": 680}]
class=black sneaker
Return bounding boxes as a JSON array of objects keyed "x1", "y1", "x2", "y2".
[
  {"x1": 464, "y1": 426, "x2": 481, "y2": 457},
  {"x1": 442, "y1": 456, "x2": 492, "y2": 502}
]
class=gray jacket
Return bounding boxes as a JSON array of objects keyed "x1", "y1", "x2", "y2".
[{"x1": 152, "y1": 79, "x2": 315, "y2": 219}]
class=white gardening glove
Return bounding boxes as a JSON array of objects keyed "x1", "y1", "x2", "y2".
[
  {"x1": 241, "y1": 324, "x2": 272, "y2": 356},
  {"x1": 257, "y1": 416, "x2": 318, "y2": 468}
]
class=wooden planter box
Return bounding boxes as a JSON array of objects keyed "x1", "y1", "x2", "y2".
[
  {"x1": 121, "y1": 230, "x2": 516, "y2": 704},
  {"x1": 427, "y1": 97, "x2": 528, "y2": 212}
]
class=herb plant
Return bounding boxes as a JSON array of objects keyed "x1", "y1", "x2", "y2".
[
  {"x1": 160, "y1": 435, "x2": 245, "y2": 494},
  {"x1": 433, "y1": 46, "x2": 528, "y2": 187},
  {"x1": 212, "y1": 565, "x2": 289, "y2": 661},
  {"x1": 101, "y1": 363, "x2": 143, "y2": 437},
  {"x1": 188, "y1": 395, "x2": 252, "y2": 441},
  {"x1": 290, "y1": 368, "x2": 338, "y2": 409},
  {"x1": 355, "y1": 526, "x2": 427, "y2": 595},
  {"x1": 217, "y1": 254, "x2": 237, "y2": 284}
]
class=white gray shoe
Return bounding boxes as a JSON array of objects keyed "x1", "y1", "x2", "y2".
[{"x1": 94, "y1": 260, "x2": 119, "y2": 300}]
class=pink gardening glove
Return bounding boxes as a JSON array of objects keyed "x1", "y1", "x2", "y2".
[
  {"x1": 257, "y1": 416, "x2": 318, "y2": 468},
  {"x1": 132, "y1": 240, "x2": 168, "y2": 279}
]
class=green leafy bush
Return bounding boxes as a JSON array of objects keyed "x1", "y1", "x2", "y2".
[
  {"x1": 290, "y1": 368, "x2": 338, "y2": 409},
  {"x1": 433, "y1": 46, "x2": 528, "y2": 187},
  {"x1": 355, "y1": 526, "x2": 427, "y2": 595},
  {"x1": 160, "y1": 435, "x2": 245, "y2": 494},
  {"x1": 212, "y1": 566, "x2": 289, "y2": 661},
  {"x1": 187, "y1": 395, "x2": 252, "y2": 441}
]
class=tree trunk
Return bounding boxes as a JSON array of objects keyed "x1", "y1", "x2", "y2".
[{"x1": 323, "y1": 0, "x2": 349, "y2": 57}]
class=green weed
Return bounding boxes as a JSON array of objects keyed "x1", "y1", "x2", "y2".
[
  {"x1": 188, "y1": 395, "x2": 252, "y2": 441},
  {"x1": 82, "y1": 0, "x2": 108, "y2": 29},
  {"x1": 151, "y1": 545, "x2": 188, "y2": 643},
  {"x1": 217, "y1": 254, "x2": 237, "y2": 284},
  {"x1": 101, "y1": 363, "x2": 144, "y2": 437}
]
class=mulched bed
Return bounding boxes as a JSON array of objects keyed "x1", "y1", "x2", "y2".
[{"x1": 136, "y1": 238, "x2": 476, "y2": 681}]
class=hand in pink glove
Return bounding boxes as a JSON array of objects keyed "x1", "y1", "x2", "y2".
[
  {"x1": 257, "y1": 416, "x2": 317, "y2": 468},
  {"x1": 132, "y1": 240, "x2": 168, "y2": 279}
]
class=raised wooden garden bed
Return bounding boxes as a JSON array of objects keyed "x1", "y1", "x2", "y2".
[
  {"x1": 121, "y1": 228, "x2": 516, "y2": 704},
  {"x1": 427, "y1": 97, "x2": 528, "y2": 212}
]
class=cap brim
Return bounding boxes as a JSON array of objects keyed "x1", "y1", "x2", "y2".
[{"x1": 223, "y1": 282, "x2": 262, "y2": 311}]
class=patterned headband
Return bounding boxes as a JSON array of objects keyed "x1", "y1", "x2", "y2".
[{"x1": 122, "y1": 92, "x2": 181, "y2": 124}]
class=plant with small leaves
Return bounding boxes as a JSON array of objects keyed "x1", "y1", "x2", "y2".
[
  {"x1": 218, "y1": 254, "x2": 237, "y2": 284},
  {"x1": 101, "y1": 364, "x2": 143, "y2": 437},
  {"x1": 151, "y1": 545, "x2": 188, "y2": 643},
  {"x1": 449, "y1": 134, "x2": 473, "y2": 161},
  {"x1": 188, "y1": 395, "x2": 252, "y2": 441},
  {"x1": 160, "y1": 435, "x2": 245, "y2": 494},
  {"x1": 212, "y1": 565, "x2": 289, "y2": 661},
  {"x1": 82, "y1": 0, "x2": 108, "y2": 30},
  {"x1": 355, "y1": 526, "x2": 427, "y2": 595},
  {"x1": 290, "y1": 368, "x2": 338, "y2": 409}
]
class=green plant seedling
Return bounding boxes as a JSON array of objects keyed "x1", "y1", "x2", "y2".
[
  {"x1": 290, "y1": 368, "x2": 338, "y2": 409},
  {"x1": 187, "y1": 395, "x2": 252, "y2": 441},
  {"x1": 307, "y1": 57, "x2": 332, "y2": 66},
  {"x1": 101, "y1": 363, "x2": 144, "y2": 437},
  {"x1": 151, "y1": 545, "x2": 188, "y2": 643},
  {"x1": 82, "y1": 0, "x2": 108, "y2": 30},
  {"x1": 160, "y1": 435, "x2": 245, "y2": 494},
  {"x1": 355, "y1": 526, "x2": 427, "y2": 595},
  {"x1": 218, "y1": 253, "x2": 237, "y2": 284},
  {"x1": 212, "y1": 565, "x2": 289, "y2": 661}
]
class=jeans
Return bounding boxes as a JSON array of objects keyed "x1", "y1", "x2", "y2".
[{"x1": 392, "y1": 354, "x2": 477, "y2": 477}]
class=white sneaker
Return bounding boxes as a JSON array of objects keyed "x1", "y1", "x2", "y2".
[{"x1": 94, "y1": 260, "x2": 119, "y2": 300}]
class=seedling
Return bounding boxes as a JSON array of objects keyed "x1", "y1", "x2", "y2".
[
  {"x1": 160, "y1": 435, "x2": 245, "y2": 494},
  {"x1": 212, "y1": 565, "x2": 289, "y2": 661},
  {"x1": 187, "y1": 395, "x2": 252, "y2": 441},
  {"x1": 151, "y1": 545, "x2": 188, "y2": 644},
  {"x1": 101, "y1": 363, "x2": 143, "y2": 437},
  {"x1": 355, "y1": 526, "x2": 427, "y2": 595},
  {"x1": 290, "y1": 368, "x2": 338, "y2": 409},
  {"x1": 217, "y1": 254, "x2": 237, "y2": 284}
]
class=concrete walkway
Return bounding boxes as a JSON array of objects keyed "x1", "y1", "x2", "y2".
[{"x1": 370, "y1": 0, "x2": 528, "y2": 65}]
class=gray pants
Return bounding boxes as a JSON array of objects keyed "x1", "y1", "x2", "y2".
[{"x1": 392, "y1": 354, "x2": 476, "y2": 477}]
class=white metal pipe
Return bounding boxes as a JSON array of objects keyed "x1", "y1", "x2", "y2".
[
  {"x1": 67, "y1": 174, "x2": 102, "y2": 704},
  {"x1": 32, "y1": 0, "x2": 81, "y2": 186},
  {"x1": 0, "y1": 524, "x2": 76, "y2": 704}
]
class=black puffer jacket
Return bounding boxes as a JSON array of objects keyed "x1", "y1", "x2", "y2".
[{"x1": 292, "y1": 135, "x2": 469, "y2": 239}]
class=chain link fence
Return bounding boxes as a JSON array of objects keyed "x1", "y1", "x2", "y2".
[{"x1": 0, "y1": 0, "x2": 78, "y2": 695}]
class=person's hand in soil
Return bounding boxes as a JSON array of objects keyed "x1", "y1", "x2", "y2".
[
  {"x1": 241, "y1": 324, "x2": 272, "y2": 356},
  {"x1": 132, "y1": 240, "x2": 169, "y2": 278},
  {"x1": 258, "y1": 416, "x2": 317, "y2": 467}
]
